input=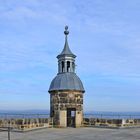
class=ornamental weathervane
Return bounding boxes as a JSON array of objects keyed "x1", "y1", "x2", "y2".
[{"x1": 64, "y1": 25, "x2": 69, "y2": 35}]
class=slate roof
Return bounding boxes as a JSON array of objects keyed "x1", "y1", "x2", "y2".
[
  {"x1": 57, "y1": 26, "x2": 76, "y2": 58},
  {"x1": 49, "y1": 73, "x2": 85, "y2": 92},
  {"x1": 57, "y1": 37, "x2": 76, "y2": 58}
]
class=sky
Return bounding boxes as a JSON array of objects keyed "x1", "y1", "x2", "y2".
[{"x1": 0, "y1": 0, "x2": 140, "y2": 112}]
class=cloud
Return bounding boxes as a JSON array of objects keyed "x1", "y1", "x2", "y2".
[{"x1": 0, "y1": 0, "x2": 140, "y2": 110}]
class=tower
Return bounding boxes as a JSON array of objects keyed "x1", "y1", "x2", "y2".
[{"x1": 49, "y1": 26, "x2": 85, "y2": 127}]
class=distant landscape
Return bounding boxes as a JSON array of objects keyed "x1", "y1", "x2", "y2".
[{"x1": 0, "y1": 110, "x2": 140, "y2": 119}]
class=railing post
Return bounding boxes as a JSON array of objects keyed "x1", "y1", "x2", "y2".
[{"x1": 8, "y1": 127, "x2": 10, "y2": 140}]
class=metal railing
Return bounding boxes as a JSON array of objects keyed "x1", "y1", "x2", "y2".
[
  {"x1": 1, "y1": 113, "x2": 140, "y2": 119},
  {"x1": 0, "y1": 113, "x2": 140, "y2": 129},
  {"x1": 0, "y1": 113, "x2": 49, "y2": 119},
  {"x1": 0, "y1": 126, "x2": 13, "y2": 140},
  {"x1": 0, "y1": 114, "x2": 52, "y2": 132},
  {"x1": 84, "y1": 113, "x2": 140, "y2": 119}
]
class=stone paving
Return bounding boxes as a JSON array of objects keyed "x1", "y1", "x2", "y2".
[{"x1": 0, "y1": 127, "x2": 140, "y2": 140}]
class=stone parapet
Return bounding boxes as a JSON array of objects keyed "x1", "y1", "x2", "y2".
[
  {"x1": 83, "y1": 118, "x2": 140, "y2": 128},
  {"x1": 0, "y1": 118, "x2": 52, "y2": 131}
]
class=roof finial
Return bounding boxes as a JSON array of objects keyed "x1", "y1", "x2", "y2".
[
  {"x1": 57, "y1": 26, "x2": 76, "y2": 58},
  {"x1": 64, "y1": 25, "x2": 69, "y2": 35}
]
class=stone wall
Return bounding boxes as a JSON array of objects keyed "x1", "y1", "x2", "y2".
[
  {"x1": 50, "y1": 90, "x2": 83, "y2": 127},
  {"x1": 0, "y1": 118, "x2": 52, "y2": 131},
  {"x1": 50, "y1": 91, "x2": 83, "y2": 116},
  {"x1": 1, "y1": 117, "x2": 140, "y2": 131},
  {"x1": 83, "y1": 118, "x2": 140, "y2": 128}
]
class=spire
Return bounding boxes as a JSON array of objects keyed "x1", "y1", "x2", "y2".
[{"x1": 57, "y1": 26, "x2": 76, "y2": 58}]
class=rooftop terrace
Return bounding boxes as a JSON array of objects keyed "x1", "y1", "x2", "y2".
[{"x1": 1, "y1": 127, "x2": 140, "y2": 140}]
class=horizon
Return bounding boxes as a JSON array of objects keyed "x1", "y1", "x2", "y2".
[
  {"x1": 1, "y1": 109, "x2": 140, "y2": 114},
  {"x1": 0, "y1": 0, "x2": 140, "y2": 112}
]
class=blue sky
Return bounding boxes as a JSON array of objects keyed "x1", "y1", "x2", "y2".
[{"x1": 0, "y1": 0, "x2": 140, "y2": 112}]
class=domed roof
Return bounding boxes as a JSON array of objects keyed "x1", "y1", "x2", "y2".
[{"x1": 49, "y1": 73, "x2": 85, "y2": 92}]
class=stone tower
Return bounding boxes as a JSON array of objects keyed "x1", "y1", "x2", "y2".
[{"x1": 49, "y1": 26, "x2": 85, "y2": 127}]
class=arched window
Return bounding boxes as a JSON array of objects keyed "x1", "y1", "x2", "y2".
[
  {"x1": 67, "y1": 61, "x2": 70, "y2": 72},
  {"x1": 72, "y1": 62, "x2": 75, "y2": 72},
  {"x1": 62, "y1": 61, "x2": 64, "y2": 72}
]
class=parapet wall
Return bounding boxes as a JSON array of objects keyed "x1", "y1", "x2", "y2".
[
  {"x1": 83, "y1": 118, "x2": 140, "y2": 128},
  {"x1": 0, "y1": 118, "x2": 53, "y2": 131},
  {"x1": 1, "y1": 116, "x2": 140, "y2": 131}
]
